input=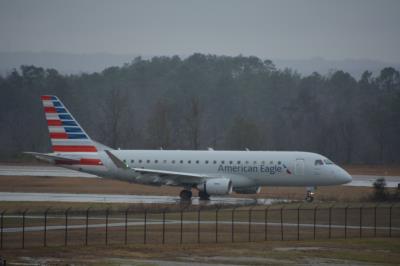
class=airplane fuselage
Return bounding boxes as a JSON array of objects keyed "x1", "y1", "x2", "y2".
[{"x1": 63, "y1": 150, "x2": 352, "y2": 189}]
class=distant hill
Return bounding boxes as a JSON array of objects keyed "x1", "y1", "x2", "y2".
[{"x1": 0, "y1": 51, "x2": 399, "y2": 79}]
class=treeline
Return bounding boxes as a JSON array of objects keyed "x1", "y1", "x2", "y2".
[{"x1": 1, "y1": 54, "x2": 400, "y2": 164}]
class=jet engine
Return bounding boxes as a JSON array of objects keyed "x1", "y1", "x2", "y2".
[
  {"x1": 233, "y1": 186, "x2": 261, "y2": 194},
  {"x1": 198, "y1": 178, "x2": 233, "y2": 195}
]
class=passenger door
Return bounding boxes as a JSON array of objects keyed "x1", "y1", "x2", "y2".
[{"x1": 295, "y1": 159, "x2": 304, "y2": 175}]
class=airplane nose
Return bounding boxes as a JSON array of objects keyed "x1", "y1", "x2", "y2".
[{"x1": 338, "y1": 168, "x2": 352, "y2": 184}]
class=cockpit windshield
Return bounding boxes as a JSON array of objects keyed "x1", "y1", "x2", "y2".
[
  {"x1": 324, "y1": 159, "x2": 334, "y2": 165},
  {"x1": 314, "y1": 159, "x2": 324, "y2": 166}
]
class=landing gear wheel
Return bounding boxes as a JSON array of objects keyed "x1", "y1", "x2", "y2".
[
  {"x1": 305, "y1": 195, "x2": 314, "y2": 202},
  {"x1": 198, "y1": 191, "x2": 210, "y2": 201},
  {"x1": 305, "y1": 191, "x2": 314, "y2": 202},
  {"x1": 179, "y1": 190, "x2": 192, "y2": 201}
]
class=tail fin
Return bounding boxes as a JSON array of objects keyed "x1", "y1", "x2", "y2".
[{"x1": 41, "y1": 95, "x2": 98, "y2": 153}]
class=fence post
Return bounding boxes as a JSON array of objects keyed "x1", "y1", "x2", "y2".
[
  {"x1": 389, "y1": 204, "x2": 394, "y2": 238},
  {"x1": 85, "y1": 207, "x2": 90, "y2": 246},
  {"x1": 329, "y1": 204, "x2": 334, "y2": 239},
  {"x1": 180, "y1": 208, "x2": 183, "y2": 244},
  {"x1": 374, "y1": 204, "x2": 378, "y2": 237},
  {"x1": 231, "y1": 207, "x2": 237, "y2": 243},
  {"x1": 64, "y1": 208, "x2": 70, "y2": 247},
  {"x1": 313, "y1": 206, "x2": 317, "y2": 240},
  {"x1": 280, "y1": 206, "x2": 284, "y2": 241},
  {"x1": 344, "y1": 205, "x2": 348, "y2": 239},
  {"x1": 125, "y1": 208, "x2": 129, "y2": 245},
  {"x1": 162, "y1": 208, "x2": 166, "y2": 245},
  {"x1": 44, "y1": 208, "x2": 50, "y2": 247},
  {"x1": 264, "y1": 206, "x2": 269, "y2": 241},
  {"x1": 297, "y1": 204, "x2": 302, "y2": 241},
  {"x1": 359, "y1": 204, "x2": 363, "y2": 238},
  {"x1": 197, "y1": 207, "x2": 201, "y2": 244},
  {"x1": 216, "y1": 207, "x2": 220, "y2": 243},
  {"x1": 248, "y1": 207, "x2": 253, "y2": 242},
  {"x1": 0, "y1": 210, "x2": 5, "y2": 249},
  {"x1": 22, "y1": 209, "x2": 27, "y2": 249},
  {"x1": 105, "y1": 208, "x2": 110, "y2": 245},
  {"x1": 144, "y1": 209, "x2": 147, "y2": 244}
]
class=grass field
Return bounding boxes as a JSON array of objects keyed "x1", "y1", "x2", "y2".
[
  {"x1": 0, "y1": 165, "x2": 399, "y2": 265},
  {"x1": 1, "y1": 238, "x2": 400, "y2": 265}
]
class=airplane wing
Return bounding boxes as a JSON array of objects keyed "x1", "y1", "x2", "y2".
[{"x1": 105, "y1": 150, "x2": 210, "y2": 185}]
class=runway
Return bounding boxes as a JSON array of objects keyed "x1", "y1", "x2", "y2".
[
  {"x1": 0, "y1": 192, "x2": 275, "y2": 205},
  {"x1": 0, "y1": 165, "x2": 399, "y2": 187}
]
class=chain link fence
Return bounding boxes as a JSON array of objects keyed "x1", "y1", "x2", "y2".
[{"x1": 1, "y1": 204, "x2": 399, "y2": 249}]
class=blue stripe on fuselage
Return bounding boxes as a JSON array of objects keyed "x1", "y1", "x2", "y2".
[
  {"x1": 67, "y1": 134, "x2": 87, "y2": 139},
  {"x1": 64, "y1": 127, "x2": 82, "y2": 133},
  {"x1": 59, "y1": 114, "x2": 73, "y2": 120},
  {"x1": 62, "y1": 121, "x2": 77, "y2": 126}
]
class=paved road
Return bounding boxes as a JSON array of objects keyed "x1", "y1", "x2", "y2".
[
  {"x1": 0, "y1": 192, "x2": 275, "y2": 205},
  {"x1": 2, "y1": 215, "x2": 399, "y2": 233}
]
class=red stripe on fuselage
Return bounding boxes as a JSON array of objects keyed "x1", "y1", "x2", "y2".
[
  {"x1": 41, "y1": 95, "x2": 52, "y2": 100},
  {"x1": 50, "y1": 133, "x2": 68, "y2": 139},
  {"x1": 55, "y1": 158, "x2": 102, "y2": 165},
  {"x1": 44, "y1": 107, "x2": 56, "y2": 113},
  {"x1": 52, "y1": 145, "x2": 98, "y2": 152},
  {"x1": 80, "y1": 158, "x2": 103, "y2": 165},
  {"x1": 47, "y1": 120, "x2": 62, "y2": 126}
]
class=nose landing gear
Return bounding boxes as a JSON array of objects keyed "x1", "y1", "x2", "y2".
[{"x1": 305, "y1": 187, "x2": 316, "y2": 202}]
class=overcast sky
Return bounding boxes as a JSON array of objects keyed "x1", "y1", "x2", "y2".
[{"x1": 1, "y1": 0, "x2": 399, "y2": 62}]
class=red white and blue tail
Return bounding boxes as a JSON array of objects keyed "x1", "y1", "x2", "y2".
[{"x1": 41, "y1": 95, "x2": 98, "y2": 153}]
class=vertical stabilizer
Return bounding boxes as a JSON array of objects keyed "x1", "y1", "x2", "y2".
[{"x1": 41, "y1": 95, "x2": 98, "y2": 153}]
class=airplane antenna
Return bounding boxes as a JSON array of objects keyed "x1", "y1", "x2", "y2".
[
  {"x1": 245, "y1": 148, "x2": 250, "y2": 151},
  {"x1": 207, "y1": 147, "x2": 214, "y2": 151}
]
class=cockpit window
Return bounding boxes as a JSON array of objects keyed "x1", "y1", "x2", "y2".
[
  {"x1": 324, "y1": 159, "x2": 334, "y2": 165},
  {"x1": 314, "y1": 159, "x2": 324, "y2": 166}
]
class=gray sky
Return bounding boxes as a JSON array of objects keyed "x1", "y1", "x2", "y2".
[{"x1": 1, "y1": 0, "x2": 399, "y2": 62}]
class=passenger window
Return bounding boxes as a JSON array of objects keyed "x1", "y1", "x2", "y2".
[
  {"x1": 229, "y1": 161, "x2": 233, "y2": 164},
  {"x1": 205, "y1": 160, "x2": 209, "y2": 164},
  {"x1": 253, "y1": 161, "x2": 257, "y2": 165},
  {"x1": 314, "y1": 160, "x2": 324, "y2": 166},
  {"x1": 180, "y1": 160, "x2": 183, "y2": 164},
  {"x1": 221, "y1": 160, "x2": 225, "y2": 164},
  {"x1": 196, "y1": 160, "x2": 199, "y2": 164},
  {"x1": 188, "y1": 160, "x2": 191, "y2": 164},
  {"x1": 245, "y1": 161, "x2": 249, "y2": 164},
  {"x1": 155, "y1": 160, "x2": 158, "y2": 163},
  {"x1": 123, "y1": 159, "x2": 126, "y2": 163},
  {"x1": 237, "y1": 161, "x2": 241, "y2": 164},
  {"x1": 146, "y1": 160, "x2": 150, "y2": 164},
  {"x1": 172, "y1": 160, "x2": 175, "y2": 164},
  {"x1": 213, "y1": 160, "x2": 217, "y2": 164},
  {"x1": 163, "y1": 160, "x2": 167, "y2": 163},
  {"x1": 139, "y1": 160, "x2": 142, "y2": 163},
  {"x1": 131, "y1": 160, "x2": 134, "y2": 163},
  {"x1": 261, "y1": 161, "x2": 265, "y2": 165}
]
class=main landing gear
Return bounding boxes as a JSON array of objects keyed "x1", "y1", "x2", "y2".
[
  {"x1": 305, "y1": 187, "x2": 316, "y2": 202},
  {"x1": 179, "y1": 188, "x2": 211, "y2": 201},
  {"x1": 179, "y1": 189, "x2": 192, "y2": 201},
  {"x1": 198, "y1": 190, "x2": 210, "y2": 201}
]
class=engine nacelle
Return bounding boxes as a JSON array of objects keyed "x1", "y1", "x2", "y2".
[
  {"x1": 233, "y1": 186, "x2": 261, "y2": 194},
  {"x1": 198, "y1": 178, "x2": 233, "y2": 195}
]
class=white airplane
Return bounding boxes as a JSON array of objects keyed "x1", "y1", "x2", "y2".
[{"x1": 27, "y1": 95, "x2": 352, "y2": 202}]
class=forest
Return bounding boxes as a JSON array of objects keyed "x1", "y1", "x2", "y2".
[{"x1": 0, "y1": 53, "x2": 399, "y2": 164}]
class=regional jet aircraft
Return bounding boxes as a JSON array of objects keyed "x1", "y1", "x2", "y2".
[{"x1": 27, "y1": 95, "x2": 352, "y2": 202}]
